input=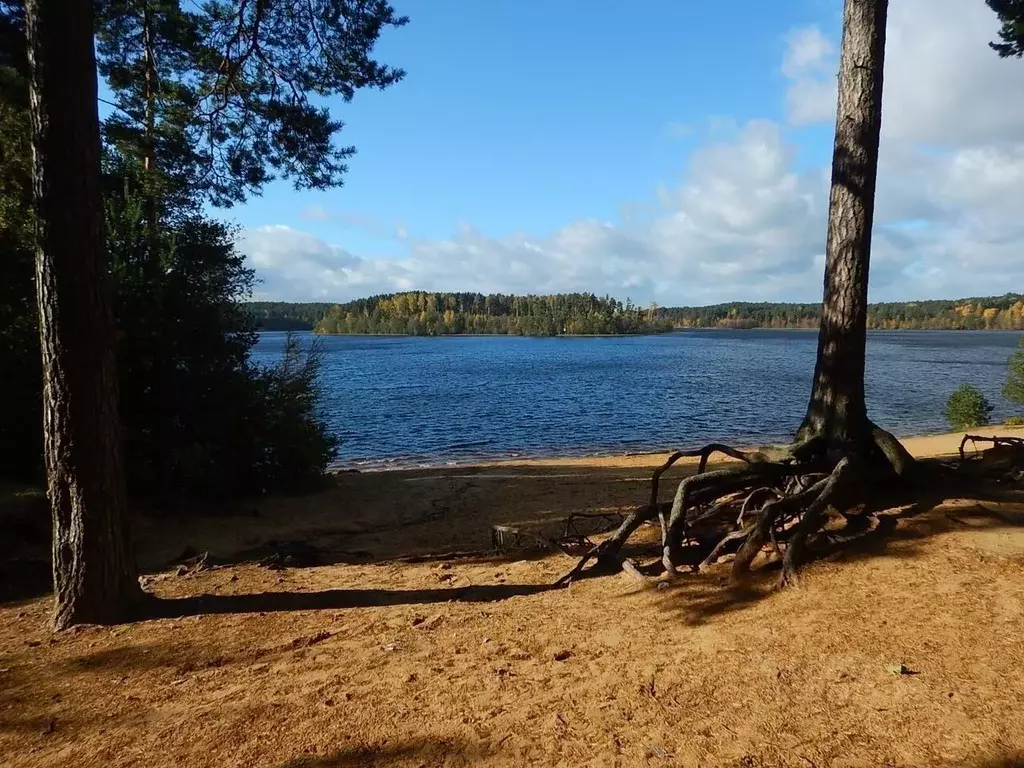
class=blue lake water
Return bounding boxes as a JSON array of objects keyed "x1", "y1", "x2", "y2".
[{"x1": 251, "y1": 331, "x2": 1023, "y2": 469}]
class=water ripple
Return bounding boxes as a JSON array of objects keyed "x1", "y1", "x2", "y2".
[{"x1": 251, "y1": 330, "x2": 1022, "y2": 469}]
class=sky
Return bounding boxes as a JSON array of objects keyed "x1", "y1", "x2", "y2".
[{"x1": 234, "y1": 0, "x2": 1024, "y2": 306}]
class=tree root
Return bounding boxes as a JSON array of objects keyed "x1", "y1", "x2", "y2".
[
  {"x1": 554, "y1": 435, "x2": 914, "y2": 589},
  {"x1": 959, "y1": 434, "x2": 1024, "y2": 461},
  {"x1": 552, "y1": 423, "x2": 1024, "y2": 591},
  {"x1": 554, "y1": 502, "x2": 664, "y2": 586}
]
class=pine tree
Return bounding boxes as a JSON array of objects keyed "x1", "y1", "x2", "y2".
[
  {"x1": 988, "y1": 0, "x2": 1024, "y2": 57},
  {"x1": 26, "y1": 0, "x2": 145, "y2": 628},
  {"x1": 95, "y1": 0, "x2": 407, "y2": 216}
]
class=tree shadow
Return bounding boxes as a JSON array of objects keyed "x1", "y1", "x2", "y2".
[
  {"x1": 133, "y1": 462, "x2": 661, "y2": 569},
  {"x1": 143, "y1": 581, "x2": 556, "y2": 621},
  {"x1": 0, "y1": 558, "x2": 51, "y2": 604},
  {"x1": 278, "y1": 737, "x2": 491, "y2": 767},
  {"x1": 2, "y1": 460, "x2": 661, "y2": 605},
  {"x1": 969, "y1": 756, "x2": 1024, "y2": 768}
]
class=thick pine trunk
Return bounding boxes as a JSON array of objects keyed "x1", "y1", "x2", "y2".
[
  {"x1": 798, "y1": 0, "x2": 888, "y2": 448},
  {"x1": 27, "y1": 0, "x2": 144, "y2": 629}
]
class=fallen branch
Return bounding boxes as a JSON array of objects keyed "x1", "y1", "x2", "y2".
[{"x1": 959, "y1": 434, "x2": 1024, "y2": 461}]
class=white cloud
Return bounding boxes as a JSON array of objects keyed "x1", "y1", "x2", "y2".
[
  {"x1": 784, "y1": 0, "x2": 1024, "y2": 144},
  {"x1": 242, "y1": 123, "x2": 831, "y2": 304},
  {"x1": 782, "y1": 26, "x2": 835, "y2": 78},
  {"x1": 242, "y1": 0, "x2": 1024, "y2": 305},
  {"x1": 786, "y1": 77, "x2": 837, "y2": 126}
]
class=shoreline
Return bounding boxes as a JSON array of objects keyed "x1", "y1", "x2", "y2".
[
  {"x1": 258, "y1": 327, "x2": 1024, "y2": 335},
  {"x1": 331, "y1": 426, "x2": 1024, "y2": 473}
]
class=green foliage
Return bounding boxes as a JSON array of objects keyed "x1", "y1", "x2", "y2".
[
  {"x1": 95, "y1": 0, "x2": 407, "y2": 207},
  {"x1": 945, "y1": 385, "x2": 994, "y2": 431},
  {"x1": 660, "y1": 295, "x2": 1024, "y2": 330},
  {"x1": 104, "y1": 168, "x2": 338, "y2": 495},
  {"x1": 1004, "y1": 337, "x2": 1024, "y2": 406},
  {"x1": 316, "y1": 292, "x2": 672, "y2": 336},
  {"x1": 0, "y1": 148, "x2": 338, "y2": 494},
  {"x1": 988, "y1": 0, "x2": 1024, "y2": 57},
  {"x1": 0, "y1": 1, "x2": 341, "y2": 495},
  {"x1": 0, "y1": 2, "x2": 42, "y2": 483},
  {"x1": 1004, "y1": 416, "x2": 1024, "y2": 427},
  {"x1": 241, "y1": 334, "x2": 339, "y2": 492},
  {"x1": 245, "y1": 301, "x2": 335, "y2": 330}
]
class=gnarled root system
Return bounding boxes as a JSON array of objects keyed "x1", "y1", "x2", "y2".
[{"x1": 555, "y1": 426, "x2": 1016, "y2": 589}]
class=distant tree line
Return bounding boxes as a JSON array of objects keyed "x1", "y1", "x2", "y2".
[
  {"x1": 660, "y1": 295, "x2": 1024, "y2": 330},
  {"x1": 315, "y1": 292, "x2": 673, "y2": 336},
  {"x1": 245, "y1": 302, "x2": 335, "y2": 331},
  {"x1": 257, "y1": 293, "x2": 1024, "y2": 335}
]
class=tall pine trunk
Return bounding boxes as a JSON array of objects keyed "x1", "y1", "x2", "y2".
[
  {"x1": 26, "y1": 0, "x2": 144, "y2": 629},
  {"x1": 798, "y1": 0, "x2": 887, "y2": 448}
]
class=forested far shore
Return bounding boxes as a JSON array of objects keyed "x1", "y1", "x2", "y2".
[
  {"x1": 663, "y1": 294, "x2": 1024, "y2": 330},
  {"x1": 315, "y1": 292, "x2": 672, "y2": 336},
  {"x1": 245, "y1": 302, "x2": 335, "y2": 331},
  {"x1": 245, "y1": 293, "x2": 1024, "y2": 333}
]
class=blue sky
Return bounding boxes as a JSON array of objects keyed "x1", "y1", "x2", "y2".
[
  {"x1": 238, "y1": 0, "x2": 832, "y2": 245},
  {"x1": 228, "y1": 0, "x2": 1024, "y2": 305}
]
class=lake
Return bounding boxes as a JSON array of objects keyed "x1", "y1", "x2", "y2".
[{"x1": 251, "y1": 330, "x2": 1022, "y2": 469}]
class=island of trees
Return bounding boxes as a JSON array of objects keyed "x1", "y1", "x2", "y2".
[{"x1": 313, "y1": 292, "x2": 673, "y2": 336}]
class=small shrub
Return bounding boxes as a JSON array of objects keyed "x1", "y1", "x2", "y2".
[
  {"x1": 945, "y1": 384, "x2": 993, "y2": 431},
  {"x1": 1005, "y1": 337, "x2": 1024, "y2": 406},
  {"x1": 1005, "y1": 415, "x2": 1024, "y2": 427}
]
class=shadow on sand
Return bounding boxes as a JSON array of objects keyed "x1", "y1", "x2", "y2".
[{"x1": 146, "y1": 581, "x2": 555, "y2": 620}]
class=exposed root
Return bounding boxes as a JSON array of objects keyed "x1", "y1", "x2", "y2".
[
  {"x1": 555, "y1": 502, "x2": 663, "y2": 586},
  {"x1": 697, "y1": 525, "x2": 754, "y2": 571},
  {"x1": 778, "y1": 457, "x2": 857, "y2": 587},
  {"x1": 870, "y1": 423, "x2": 916, "y2": 477},
  {"x1": 557, "y1": 441, "x2": 811, "y2": 585},
  {"x1": 555, "y1": 432, "x2": 919, "y2": 588},
  {"x1": 646, "y1": 443, "x2": 771, "y2": 507},
  {"x1": 620, "y1": 558, "x2": 650, "y2": 584},
  {"x1": 959, "y1": 434, "x2": 1024, "y2": 461},
  {"x1": 553, "y1": 430, "x2": 1024, "y2": 590}
]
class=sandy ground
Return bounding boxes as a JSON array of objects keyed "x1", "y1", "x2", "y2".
[{"x1": 2, "y1": 429, "x2": 1024, "y2": 768}]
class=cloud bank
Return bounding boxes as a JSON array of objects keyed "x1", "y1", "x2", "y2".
[{"x1": 242, "y1": 0, "x2": 1024, "y2": 305}]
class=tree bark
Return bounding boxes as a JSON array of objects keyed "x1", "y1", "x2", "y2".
[
  {"x1": 798, "y1": 0, "x2": 888, "y2": 448},
  {"x1": 27, "y1": 0, "x2": 144, "y2": 629}
]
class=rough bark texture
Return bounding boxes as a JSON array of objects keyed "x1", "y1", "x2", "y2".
[
  {"x1": 798, "y1": 0, "x2": 888, "y2": 448},
  {"x1": 27, "y1": 0, "x2": 144, "y2": 629}
]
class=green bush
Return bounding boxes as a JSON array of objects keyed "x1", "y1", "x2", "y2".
[
  {"x1": 104, "y1": 172, "x2": 339, "y2": 497},
  {"x1": 0, "y1": 158, "x2": 338, "y2": 497},
  {"x1": 0, "y1": 23, "x2": 337, "y2": 498},
  {"x1": 1005, "y1": 337, "x2": 1024, "y2": 407},
  {"x1": 223, "y1": 334, "x2": 340, "y2": 494},
  {"x1": 1005, "y1": 415, "x2": 1024, "y2": 427},
  {"x1": 945, "y1": 384, "x2": 993, "y2": 431}
]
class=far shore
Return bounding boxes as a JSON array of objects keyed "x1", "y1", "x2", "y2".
[{"x1": 259, "y1": 326, "x2": 1024, "y2": 335}]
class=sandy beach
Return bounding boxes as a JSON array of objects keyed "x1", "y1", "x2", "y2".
[{"x1": 2, "y1": 427, "x2": 1023, "y2": 767}]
